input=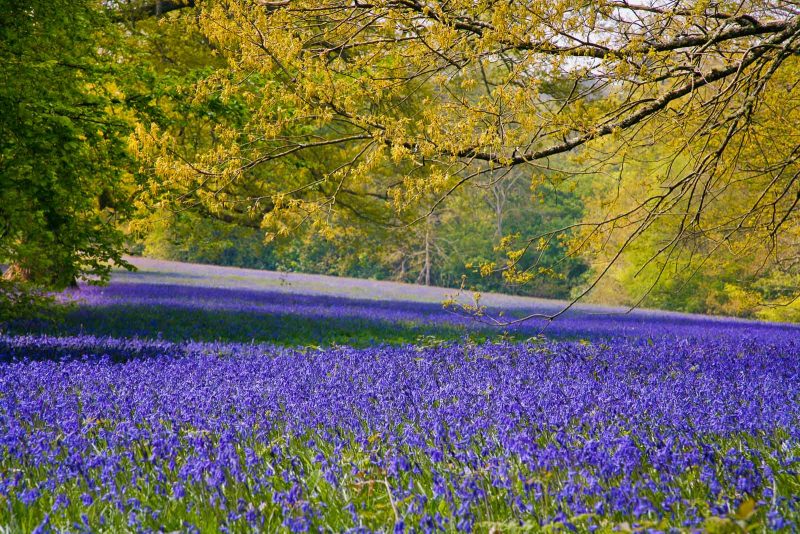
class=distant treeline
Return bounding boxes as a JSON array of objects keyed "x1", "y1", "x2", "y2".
[{"x1": 134, "y1": 177, "x2": 590, "y2": 300}]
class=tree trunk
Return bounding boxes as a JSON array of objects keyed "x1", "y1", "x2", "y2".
[
  {"x1": 2, "y1": 263, "x2": 78, "y2": 288},
  {"x1": 2, "y1": 263, "x2": 32, "y2": 283},
  {"x1": 422, "y1": 218, "x2": 431, "y2": 286}
]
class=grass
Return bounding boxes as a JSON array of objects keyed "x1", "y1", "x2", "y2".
[{"x1": 7, "y1": 304, "x2": 527, "y2": 348}]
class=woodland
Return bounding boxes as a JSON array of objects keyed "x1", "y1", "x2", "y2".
[
  {"x1": 4, "y1": 3, "x2": 800, "y2": 532},
  {"x1": 2, "y1": 0, "x2": 800, "y2": 321}
]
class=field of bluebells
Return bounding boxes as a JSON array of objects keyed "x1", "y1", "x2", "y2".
[{"x1": 2, "y1": 260, "x2": 800, "y2": 532}]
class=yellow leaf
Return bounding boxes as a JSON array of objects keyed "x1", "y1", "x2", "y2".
[{"x1": 735, "y1": 498, "x2": 756, "y2": 520}]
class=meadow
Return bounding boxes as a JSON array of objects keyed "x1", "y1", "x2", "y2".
[{"x1": 1, "y1": 259, "x2": 799, "y2": 532}]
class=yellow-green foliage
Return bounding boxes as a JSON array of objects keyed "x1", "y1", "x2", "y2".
[
  {"x1": 126, "y1": 1, "x2": 799, "y2": 320},
  {"x1": 575, "y1": 59, "x2": 800, "y2": 321}
]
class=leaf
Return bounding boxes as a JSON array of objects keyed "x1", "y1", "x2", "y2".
[
  {"x1": 703, "y1": 516, "x2": 744, "y2": 533},
  {"x1": 735, "y1": 498, "x2": 756, "y2": 520}
]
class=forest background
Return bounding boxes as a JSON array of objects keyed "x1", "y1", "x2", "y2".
[{"x1": 2, "y1": 0, "x2": 799, "y2": 322}]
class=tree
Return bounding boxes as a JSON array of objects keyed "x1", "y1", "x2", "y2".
[
  {"x1": 132, "y1": 1, "x2": 800, "y2": 317},
  {"x1": 579, "y1": 83, "x2": 800, "y2": 320},
  {"x1": 0, "y1": 0, "x2": 134, "y2": 311}
]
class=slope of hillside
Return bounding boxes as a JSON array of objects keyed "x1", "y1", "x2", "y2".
[{"x1": 115, "y1": 256, "x2": 782, "y2": 324}]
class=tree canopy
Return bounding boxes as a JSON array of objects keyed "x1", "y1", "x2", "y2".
[
  {"x1": 3, "y1": 0, "x2": 799, "y2": 321},
  {"x1": 129, "y1": 0, "x2": 800, "y2": 317},
  {"x1": 0, "y1": 0, "x2": 135, "y2": 288}
]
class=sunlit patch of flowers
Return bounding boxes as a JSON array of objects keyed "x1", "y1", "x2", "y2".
[{"x1": 1, "y1": 327, "x2": 799, "y2": 531}]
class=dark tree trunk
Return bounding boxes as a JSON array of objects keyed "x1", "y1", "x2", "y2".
[
  {"x1": 2, "y1": 263, "x2": 32, "y2": 283},
  {"x1": 2, "y1": 263, "x2": 79, "y2": 288}
]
